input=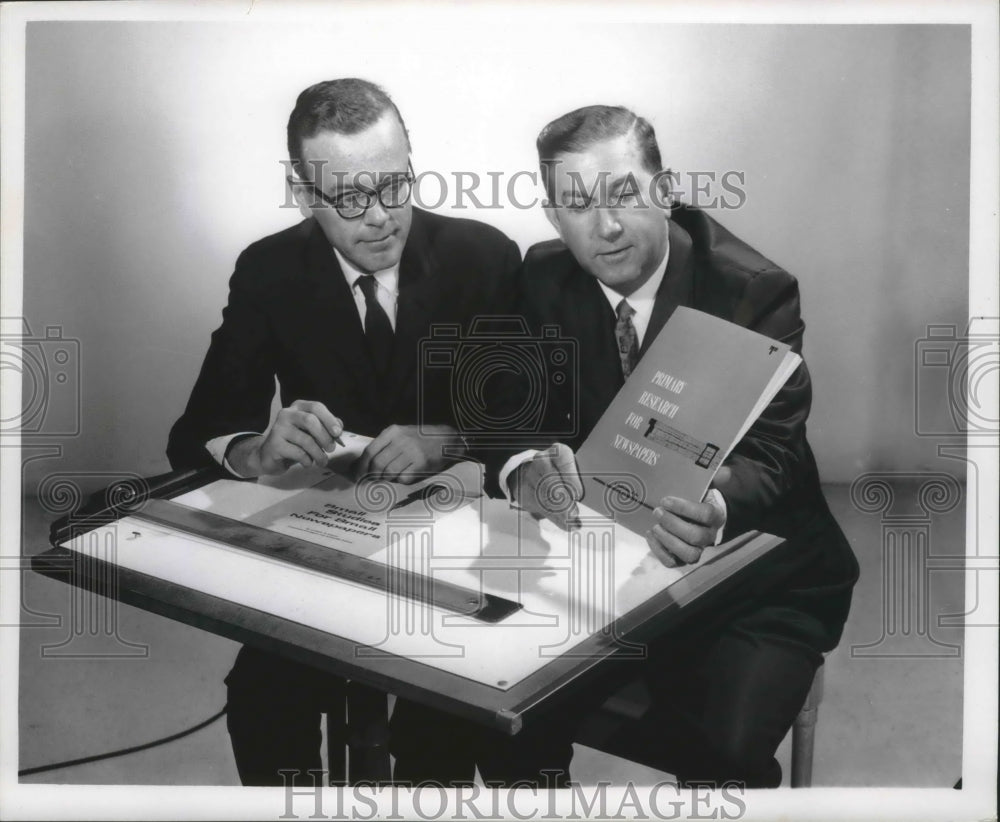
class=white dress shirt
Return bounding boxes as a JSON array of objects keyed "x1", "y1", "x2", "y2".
[{"x1": 333, "y1": 247, "x2": 400, "y2": 331}]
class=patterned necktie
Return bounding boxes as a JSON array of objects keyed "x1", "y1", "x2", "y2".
[
  {"x1": 356, "y1": 275, "x2": 394, "y2": 376},
  {"x1": 615, "y1": 298, "x2": 639, "y2": 379}
]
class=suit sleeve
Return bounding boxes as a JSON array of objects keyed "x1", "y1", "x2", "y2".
[
  {"x1": 166, "y1": 251, "x2": 278, "y2": 469},
  {"x1": 486, "y1": 236, "x2": 524, "y2": 316},
  {"x1": 471, "y1": 259, "x2": 564, "y2": 497},
  {"x1": 715, "y1": 267, "x2": 815, "y2": 537}
]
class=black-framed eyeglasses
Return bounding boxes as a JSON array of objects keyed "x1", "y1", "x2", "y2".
[{"x1": 288, "y1": 161, "x2": 415, "y2": 220}]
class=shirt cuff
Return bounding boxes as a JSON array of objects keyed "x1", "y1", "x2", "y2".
[
  {"x1": 704, "y1": 487, "x2": 728, "y2": 546},
  {"x1": 205, "y1": 433, "x2": 259, "y2": 479},
  {"x1": 498, "y1": 449, "x2": 542, "y2": 502}
]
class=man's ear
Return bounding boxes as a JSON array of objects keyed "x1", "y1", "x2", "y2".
[
  {"x1": 653, "y1": 170, "x2": 674, "y2": 220},
  {"x1": 288, "y1": 178, "x2": 315, "y2": 220},
  {"x1": 543, "y1": 201, "x2": 562, "y2": 237}
]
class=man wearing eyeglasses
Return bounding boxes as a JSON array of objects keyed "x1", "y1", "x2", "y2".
[{"x1": 166, "y1": 78, "x2": 520, "y2": 784}]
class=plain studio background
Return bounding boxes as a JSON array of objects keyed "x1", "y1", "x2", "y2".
[{"x1": 20, "y1": 20, "x2": 969, "y2": 493}]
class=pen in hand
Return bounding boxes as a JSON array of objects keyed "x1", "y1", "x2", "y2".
[{"x1": 389, "y1": 483, "x2": 447, "y2": 511}]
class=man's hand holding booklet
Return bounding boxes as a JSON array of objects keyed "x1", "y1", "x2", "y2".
[{"x1": 510, "y1": 306, "x2": 801, "y2": 568}]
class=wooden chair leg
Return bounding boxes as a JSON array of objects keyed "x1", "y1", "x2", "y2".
[
  {"x1": 791, "y1": 663, "x2": 825, "y2": 788},
  {"x1": 346, "y1": 681, "x2": 391, "y2": 785}
]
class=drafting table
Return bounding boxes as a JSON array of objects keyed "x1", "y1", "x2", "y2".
[{"x1": 31, "y1": 458, "x2": 798, "y2": 778}]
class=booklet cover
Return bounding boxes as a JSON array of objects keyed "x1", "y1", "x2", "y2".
[{"x1": 575, "y1": 306, "x2": 801, "y2": 536}]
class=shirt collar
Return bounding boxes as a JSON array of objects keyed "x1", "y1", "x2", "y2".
[
  {"x1": 595, "y1": 238, "x2": 670, "y2": 316},
  {"x1": 332, "y1": 246, "x2": 399, "y2": 294}
]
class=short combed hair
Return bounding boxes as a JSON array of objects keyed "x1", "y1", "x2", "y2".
[
  {"x1": 287, "y1": 78, "x2": 410, "y2": 176},
  {"x1": 536, "y1": 105, "x2": 663, "y2": 201}
]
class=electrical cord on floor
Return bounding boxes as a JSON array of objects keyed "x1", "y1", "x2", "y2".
[{"x1": 18, "y1": 706, "x2": 228, "y2": 777}]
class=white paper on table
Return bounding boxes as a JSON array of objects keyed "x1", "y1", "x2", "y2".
[
  {"x1": 68, "y1": 438, "x2": 721, "y2": 690},
  {"x1": 59, "y1": 500, "x2": 712, "y2": 690}
]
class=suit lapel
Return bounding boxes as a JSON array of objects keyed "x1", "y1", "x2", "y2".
[
  {"x1": 641, "y1": 218, "x2": 695, "y2": 357},
  {"x1": 301, "y1": 222, "x2": 382, "y2": 409},
  {"x1": 383, "y1": 212, "x2": 440, "y2": 408},
  {"x1": 566, "y1": 265, "x2": 624, "y2": 439}
]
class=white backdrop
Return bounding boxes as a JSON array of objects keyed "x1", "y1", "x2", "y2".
[{"x1": 19, "y1": 15, "x2": 970, "y2": 492}]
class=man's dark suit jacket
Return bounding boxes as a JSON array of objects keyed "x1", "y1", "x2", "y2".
[
  {"x1": 168, "y1": 208, "x2": 521, "y2": 469},
  {"x1": 483, "y1": 205, "x2": 858, "y2": 651}
]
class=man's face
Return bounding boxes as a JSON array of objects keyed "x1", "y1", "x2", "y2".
[
  {"x1": 544, "y1": 134, "x2": 669, "y2": 296},
  {"x1": 295, "y1": 112, "x2": 413, "y2": 274}
]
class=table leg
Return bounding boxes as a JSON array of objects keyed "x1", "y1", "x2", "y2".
[
  {"x1": 346, "y1": 681, "x2": 391, "y2": 785},
  {"x1": 327, "y1": 695, "x2": 348, "y2": 786}
]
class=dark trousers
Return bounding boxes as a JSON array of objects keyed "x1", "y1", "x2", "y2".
[
  {"x1": 390, "y1": 698, "x2": 580, "y2": 788},
  {"x1": 225, "y1": 644, "x2": 578, "y2": 789},
  {"x1": 225, "y1": 646, "x2": 346, "y2": 786},
  {"x1": 634, "y1": 619, "x2": 821, "y2": 787},
  {"x1": 390, "y1": 607, "x2": 822, "y2": 789}
]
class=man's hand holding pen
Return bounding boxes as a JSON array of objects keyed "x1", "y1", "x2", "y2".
[
  {"x1": 509, "y1": 442, "x2": 729, "y2": 567},
  {"x1": 225, "y1": 399, "x2": 345, "y2": 477},
  {"x1": 508, "y1": 443, "x2": 584, "y2": 530},
  {"x1": 225, "y1": 399, "x2": 467, "y2": 484}
]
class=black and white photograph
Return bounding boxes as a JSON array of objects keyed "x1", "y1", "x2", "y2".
[{"x1": 1, "y1": 1, "x2": 996, "y2": 820}]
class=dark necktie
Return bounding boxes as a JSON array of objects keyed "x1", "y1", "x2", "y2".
[
  {"x1": 615, "y1": 298, "x2": 639, "y2": 379},
  {"x1": 356, "y1": 275, "x2": 394, "y2": 375}
]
